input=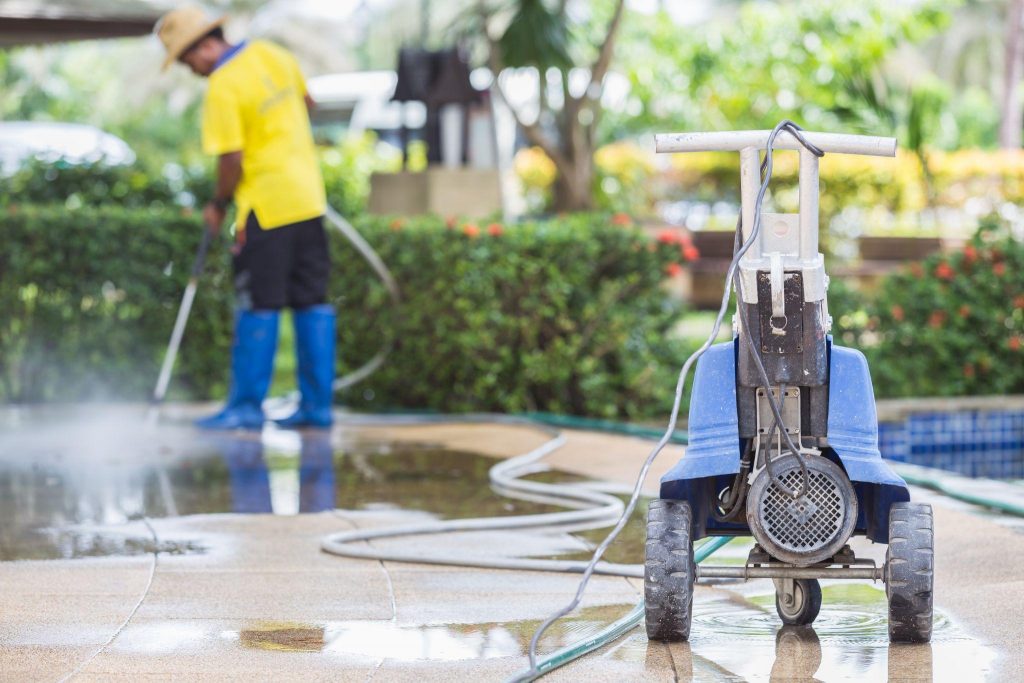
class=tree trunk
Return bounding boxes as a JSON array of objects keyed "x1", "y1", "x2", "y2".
[
  {"x1": 551, "y1": 135, "x2": 595, "y2": 212},
  {"x1": 1000, "y1": 0, "x2": 1024, "y2": 149},
  {"x1": 551, "y1": 168, "x2": 593, "y2": 211}
]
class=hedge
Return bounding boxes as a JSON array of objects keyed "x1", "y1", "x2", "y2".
[
  {"x1": 332, "y1": 213, "x2": 692, "y2": 417},
  {"x1": 832, "y1": 215, "x2": 1024, "y2": 397},
  {"x1": 1, "y1": 207, "x2": 695, "y2": 418},
  {"x1": 0, "y1": 205, "x2": 234, "y2": 402}
]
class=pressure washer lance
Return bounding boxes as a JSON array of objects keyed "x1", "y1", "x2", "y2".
[
  {"x1": 515, "y1": 120, "x2": 822, "y2": 679},
  {"x1": 146, "y1": 226, "x2": 213, "y2": 426},
  {"x1": 146, "y1": 206, "x2": 401, "y2": 425}
]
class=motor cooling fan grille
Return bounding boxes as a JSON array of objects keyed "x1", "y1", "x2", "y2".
[{"x1": 759, "y1": 469, "x2": 844, "y2": 552}]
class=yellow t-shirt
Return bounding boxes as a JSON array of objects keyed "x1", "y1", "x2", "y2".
[{"x1": 201, "y1": 40, "x2": 326, "y2": 229}]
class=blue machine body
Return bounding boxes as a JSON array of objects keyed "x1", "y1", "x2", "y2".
[{"x1": 660, "y1": 337, "x2": 909, "y2": 543}]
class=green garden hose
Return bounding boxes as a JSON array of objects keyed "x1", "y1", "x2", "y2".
[
  {"x1": 893, "y1": 463, "x2": 1024, "y2": 517},
  {"x1": 506, "y1": 535, "x2": 731, "y2": 683}
]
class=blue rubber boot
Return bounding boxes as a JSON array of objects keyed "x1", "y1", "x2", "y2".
[
  {"x1": 275, "y1": 305, "x2": 336, "y2": 429},
  {"x1": 195, "y1": 310, "x2": 279, "y2": 431}
]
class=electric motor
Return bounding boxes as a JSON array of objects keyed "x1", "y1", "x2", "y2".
[{"x1": 746, "y1": 454, "x2": 857, "y2": 566}]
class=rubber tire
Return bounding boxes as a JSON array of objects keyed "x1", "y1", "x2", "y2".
[
  {"x1": 886, "y1": 502, "x2": 934, "y2": 643},
  {"x1": 645, "y1": 498, "x2": 695, "y2": 642},
  {"x1": 775, "y1": 579, "x2": 822, "y2": 626}
]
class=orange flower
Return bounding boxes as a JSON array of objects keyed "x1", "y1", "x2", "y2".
[
  {"x1": 993, "y1": 262, "x2": 1007, "y2": 277},
  {"x1": 963, "y1": 363, "x2": 975, "y2": 378},
  {"x1": 928, "y1": 310, "x2": 946, "y2": 328},
  {"x1": 934, "y1": 262, "x2": 954, "y2": 281},
  {"x1": 389, "y1": 218, "x2": 405, "y2": 230},
  {"x1": 656, "y1": 229, "x2": 679, "y2": 244},
  {"x1": 487, "y1": 222, "x2": 504, "y2": 237},
  {"x1": 963, "y1": 245, "x2": 978, "y2": 263},
  {"x1": 891, "y1": 305, "x2": 905, "y2": 322},
  {"x1": 958, "y1": 305, "x2": 971, "y2": 318},
  {"x1": 1014, "y1": 295, "x2": 1024, "y2": 309},
  {"x1": 611, "y1": 212, "x2": 632, "y2": 227},
  {"x1": 462, "y1": 223, "x2": 480, "y2": 238},
  {"x1": 665, "y1": 262, "x2": 683, "y2": 277},
  {"x1": 682, "y1": 245, "x2": 701, "y2": 261},
  {"x1": 1010, "y1": 336, "x2": 1023, "y2": 352}
]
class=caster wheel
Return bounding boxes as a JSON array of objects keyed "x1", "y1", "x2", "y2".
[
  {"x1": 645, "y1": 498, "x2": 695, "y2": 641},
  {"x1": 774, "y1": 578, "x2": 822, "y2": 626},
  {"x1": 886, "y1": 502, "x2": 934, "y2": 643}
]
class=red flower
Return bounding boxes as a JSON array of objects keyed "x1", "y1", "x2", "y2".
[
  {"x1": 389, "y1": 218, "x2": 405, "y2": 231},
  {"x1": 462, "y1": 223, "x2": 480, "y2": 238},
  {"x1": 963, "y1": 363, "x2": 975, "y2": 378},
  {"x1": 958, "y1": 305, "x2": 971, "y2": 318},
  {"x1": 487, "y1": 222, "x2": 504, "y2": 237},
  {"x1": 928, "y1": 310, "x2": 946, "y2": 328},
  {"x1": 1010, "y1": 336, "x2": 1022, "y2": 352},
  {"x1": 891, "y1": 305, "x2": 905, "y2": 322},
  {"x1": 611, "y1": 212, "x2": 633, "y2": 227},
  {"x1": 934, "y1": 262, "x2": 954, "y2": 281},
  {"x1": 656, "y1": 229, "x2": 679, "y2": 245},
  {"x1": 682, "y1": 244, "x2": 701, "y2": 261},
  {"x1": 1014, "y1": 295, "x2": 1024, "y2": 309},
  {"x1": 665, "y1": 262, "x2": 683, "y2": 277},
  {"x1": 993, "y1": 262, "x2": 1007, "y2": 277},
  {"x1": 963, "y1": 245, "x2": 978, "y2": 263}
]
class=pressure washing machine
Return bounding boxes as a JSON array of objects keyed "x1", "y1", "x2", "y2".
[{"x1": 645, "y1": 129, "x2": 934, "y2": 644}]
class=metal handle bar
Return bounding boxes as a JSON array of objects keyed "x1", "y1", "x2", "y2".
[{"x1": 655, "y1": 130, "x2": 896, "y2": 157}]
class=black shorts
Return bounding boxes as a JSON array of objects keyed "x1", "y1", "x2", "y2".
[{"x1": 233, "y1": 213, "x2": 330, "y2": 310}]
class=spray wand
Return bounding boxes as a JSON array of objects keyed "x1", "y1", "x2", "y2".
[{"x1": 146, "y1": 226, "x2": 213, "y2": 425}]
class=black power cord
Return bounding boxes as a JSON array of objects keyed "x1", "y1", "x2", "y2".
[{"x1": 732, "y1": 120, "x2": 824, "y2": 500}]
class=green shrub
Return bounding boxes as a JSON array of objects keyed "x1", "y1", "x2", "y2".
[
  {"x1": 0, "y1": 158, "x2": 210, "y2": 209},
  {"x1": 833, "y1": 216, "x2": 1024, "y2": 397},
  {"x1": 2, "y1": 207, "x2": 695, "y2": 417},
  {"x1": 330, "y1": 213, "x2": 694, "y2": 418},
  {"x1": 0, "y1": 205, "x2": 233, "y2": 402}
]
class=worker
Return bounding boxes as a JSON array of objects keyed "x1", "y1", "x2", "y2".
[{"x1": 156, "y1": 4, "x2": 335, "y2": 430}]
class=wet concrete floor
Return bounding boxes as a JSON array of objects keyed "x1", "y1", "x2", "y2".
[{"x1": 0, "y1": 406, "x2": 1017, "y2": 681}]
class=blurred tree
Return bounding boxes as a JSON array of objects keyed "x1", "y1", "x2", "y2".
[
  {"x1": 469, "y1": 0, "x2": 628, "y2": 212},
  {"x1": 1000, "y1": 0, "x2": 1024, "y2": 148},
  {"x1": 613, "y1": 0, "x2": 951, "y2": 138}
]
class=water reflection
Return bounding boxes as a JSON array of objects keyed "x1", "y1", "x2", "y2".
[
  {"x1": 209, "y1": 431, "x2": 335, "y2": 514},
  {"x1": 769, "y1": 626, "x2": 822, "y2": 682},
  {"x1": 0, "y1": 421, "x2": 342, "y2": 559}
]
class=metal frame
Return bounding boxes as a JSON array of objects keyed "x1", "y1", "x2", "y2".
[
  {"x1": 697, "y1": 565, "x2": 883, "y2": 580},
  {"x1": 697, "y1": 544, "x2": 883, "y2": 581}
]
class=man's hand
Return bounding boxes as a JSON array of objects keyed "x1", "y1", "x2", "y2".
[{"x1": 203, "y1": 200, "x2": 227, "y2": 236}]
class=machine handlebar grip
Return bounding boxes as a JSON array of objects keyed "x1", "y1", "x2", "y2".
[{"x1": 655, "y1": 130, "x2": 897, "y2": 157}]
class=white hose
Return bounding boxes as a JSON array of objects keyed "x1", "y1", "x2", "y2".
[
  {"x1": 323, "y1": 205, "x2": 400, "y2": 391},
  {"x1": 321, "y1": 427, "x2": 644, "y2": 578}
]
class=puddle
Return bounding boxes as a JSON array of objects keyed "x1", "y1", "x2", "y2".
[
  {"x1": 114, "y1": 589, "x2": 993, "y2": 679},
  {"x1": 0, "y1": 408, "x2": 643, "y2": 562},
  {"x1": 115, "y1": 605, "x2": 635, "y2": 662},
  {"x1": 592, "y1": 584, "x2": 996, "y2": 681}
]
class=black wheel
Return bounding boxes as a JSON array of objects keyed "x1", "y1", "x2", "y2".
[
  {"x1": 645, "y1": 498, "x2": 695, "y2": 641},
  {"x1": 774, "y1": 578, "x2": 822, "y2": 626},
  {"x1": 886, "y1": 502, "x2": 934, "y2": 643}
]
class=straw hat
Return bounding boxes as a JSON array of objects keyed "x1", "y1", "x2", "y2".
[{"x1": 155, "y1": 4, "x2": 227, "y2": 72}]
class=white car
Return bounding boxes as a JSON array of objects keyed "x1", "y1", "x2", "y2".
[{"x1": 0, "y1": 121, "x2": 135, "y2": 175}]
